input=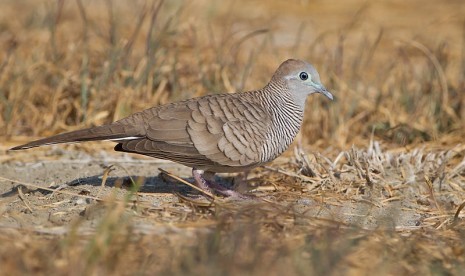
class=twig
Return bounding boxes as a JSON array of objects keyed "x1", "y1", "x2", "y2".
[
  {"x1": 453, "y1": 201, "x2": 465, "y2": 223},
  {"x1": 96, "y1": 165, "x2": 115, "y2": 198},
  {"x1": 17, "y1": 186, "x2": 33, "y2": 212},
  {"x1": 424, "y1": 176, "x2": 443, "y2": 213},
  {"x1": 158, "y1": 168, "x2": 216, "y2": 199}
]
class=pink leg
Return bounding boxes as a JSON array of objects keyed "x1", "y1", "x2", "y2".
[{"x1": 192, "y1": 169, "x2": 247, "y2": 198}]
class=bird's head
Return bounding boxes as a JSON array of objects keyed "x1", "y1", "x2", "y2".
[{"x1": 271, "y1": 59, "x2": 333, "y2": 106}]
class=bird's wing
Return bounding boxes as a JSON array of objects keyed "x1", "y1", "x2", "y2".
[{"x1": 115, "y1": 93, "x2": 271, "y2": 168}]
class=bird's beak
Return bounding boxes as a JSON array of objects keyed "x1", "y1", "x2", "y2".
[{"x1": 315, "y1": 84, "x2": 334, "y2": 100}]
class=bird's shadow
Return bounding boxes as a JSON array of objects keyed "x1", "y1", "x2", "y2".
[
  {"x1": 69, "y1": 174, "x2": 191, "y2": 194},
  {"x1": 1, "y1": 173, "x2": 236, "y2": 198}
]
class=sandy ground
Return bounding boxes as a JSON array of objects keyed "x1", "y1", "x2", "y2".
[
  {"x1": 2, "y1": 143, "x2": 465, "y2": 274},
  {"x1": 0, "y1": 144, "x2": 425, "y2": 236}
]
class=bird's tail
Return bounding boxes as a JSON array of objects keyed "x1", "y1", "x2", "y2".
[{"x1": 10, "y1": 123, "x2": 142, "y2": 150}]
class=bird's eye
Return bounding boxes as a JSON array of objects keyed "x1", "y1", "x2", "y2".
[{"x1": 299, "y1": 72, "x2": 308, "y2": 81}]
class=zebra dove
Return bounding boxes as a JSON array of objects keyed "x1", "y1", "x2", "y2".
[{"x1": 11, "y1": 59, "x2": 333, "y2": 197}]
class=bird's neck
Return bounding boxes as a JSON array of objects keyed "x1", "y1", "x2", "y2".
[
  {"x1": 267, "y1": 87, "x2": 305, "y2": 139},
  {"x1": 256, "y1": 83, "x2": 305, "y2": 162},
  {"x1": 261, "y1": 82, "x2": 306, "y2": 116}
]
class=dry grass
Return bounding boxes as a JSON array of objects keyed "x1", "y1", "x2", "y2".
[
  {"x1": 2, "y1": 142, "x2": 465, "y2": 275},
  {"x1": 2, "y1": 0, "x2": 465, "y2": 274}
]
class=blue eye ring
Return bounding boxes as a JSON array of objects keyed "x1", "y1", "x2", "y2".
[{"x1": 299, "y1": 72, "x2": 308, "y2": 80}]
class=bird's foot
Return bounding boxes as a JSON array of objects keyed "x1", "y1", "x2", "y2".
[{"x1": 192, "y1": 169, "x2": 249, "y2": 199}]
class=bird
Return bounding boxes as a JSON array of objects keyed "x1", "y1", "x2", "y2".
[{"x1": 11, "y1": 59, "x2": 333, "y2": 198}]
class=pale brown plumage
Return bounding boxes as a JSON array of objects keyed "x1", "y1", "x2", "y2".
[
  {"x1": 119, "y1": 93, "x2": 270, "y2": 171},
  {"x1": 11, "y1": 59, "x2": 333, "y2": 197}
]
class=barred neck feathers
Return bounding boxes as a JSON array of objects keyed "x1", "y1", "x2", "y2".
[{"x1": 256, "y1": 82, "x2": 305, "y2": 162}]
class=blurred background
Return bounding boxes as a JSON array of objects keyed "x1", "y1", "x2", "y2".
[
  {"x1": 2, "y1": 2, "x2": 465, "y2": 274},
  {"x1": 1, "y1": 0, "x2": 464, "y2": 150}
]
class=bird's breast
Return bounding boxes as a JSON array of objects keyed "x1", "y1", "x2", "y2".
[{"x1": 259, "y1": 106, "x2": 304, "y2": 162}]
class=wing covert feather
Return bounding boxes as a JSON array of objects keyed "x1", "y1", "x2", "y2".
[{"x1": 116, "y1": 93, "x2": 271, "y2": 170}]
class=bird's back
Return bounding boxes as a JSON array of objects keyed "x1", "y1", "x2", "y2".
[{"x1": 114, "y1": 90, "x2": 281, "y2": 172}]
